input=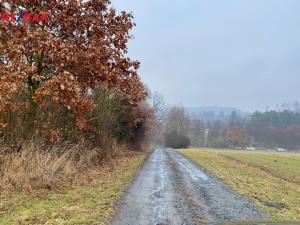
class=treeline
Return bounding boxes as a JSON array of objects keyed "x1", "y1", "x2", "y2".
[
  {"x1": 0, "y1": 0, "x2": 154, "y2": 191},
  {"x1": 248, "y1": 110, "x2": 300, "y2": 149},
  {"x1": 159, "y1": 105, "x2": 300, "y2": 150}
]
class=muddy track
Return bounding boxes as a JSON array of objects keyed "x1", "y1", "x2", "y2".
[{"x1": 110, "y1": 147, "x2": 267, "y2": 225}]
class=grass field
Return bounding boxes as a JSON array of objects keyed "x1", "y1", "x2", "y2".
[
  {"x1": 0, "y1": 152, "x2": 146, "y2": 225},
  {"x1": 179, "y1": 148, "x2": 300, "y2": 220}
]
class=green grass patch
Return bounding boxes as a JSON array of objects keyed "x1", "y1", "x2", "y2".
[
  {"x1": 220, "y1": 150, "x2": 300, "y2": 184},
  {"x1": 0, "y1": 153, "x2": 146, "y2": 225},
  {"x1": 179, "y1": 148, "x2": 300, "y2": 220}
]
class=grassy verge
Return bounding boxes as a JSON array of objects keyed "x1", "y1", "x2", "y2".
[
  {"x1": 179, "y1": 148, "x2": 300, "y2": 220},
  {"x1": 0, "y1": 152, "x2": 147, "y2": 225}
]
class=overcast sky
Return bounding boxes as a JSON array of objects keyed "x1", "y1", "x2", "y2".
[{"x1": 112, "y1": 0, "x2": 300, "y2": 112}]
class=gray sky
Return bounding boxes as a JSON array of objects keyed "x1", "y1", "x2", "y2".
[{"x1": 113, "y1": 0, "x2": 300, "y2": 112}]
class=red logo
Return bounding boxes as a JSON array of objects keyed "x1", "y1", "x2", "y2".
[{"x1": 1, "y1": 11, "x2": 49, "y2": 24}]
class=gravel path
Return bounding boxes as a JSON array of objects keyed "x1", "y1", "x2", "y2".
[{"x1": 111, "y1": 147, "x2": 267, "y2": 225}]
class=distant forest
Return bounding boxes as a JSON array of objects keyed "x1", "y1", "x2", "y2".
[{"x1": 155, "y1": 100, "x2": 300, "y2": 150}]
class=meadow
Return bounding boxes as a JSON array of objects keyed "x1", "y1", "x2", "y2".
[{"x1": 179, "y1": 148, "x2": 300, "y2": 220}]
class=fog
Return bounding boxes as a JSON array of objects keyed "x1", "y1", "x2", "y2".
[{"x1": 113, "y1": 0, "x2": 300, "y2": 112}]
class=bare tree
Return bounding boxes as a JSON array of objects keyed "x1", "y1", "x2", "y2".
[
  {"x1": 151, "y1": 92, "x2": 167, "y2": 123},
  {"x1": 189, "y1": 119, "x2": 205, "y2": 147},
  {"x1": 164, "y1": 106, "x2": 190, "y2": 136}
]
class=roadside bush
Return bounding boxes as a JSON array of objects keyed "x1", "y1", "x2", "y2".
[
  {"x1": 164, "y1": 131, "x2": 191, "y2": 149},
  {"x1": 0, "y1": 86, "x2": 154, "y2": 192},
  {"x1": 0, "y1": 86, "x2": 152, "y2": 150}
]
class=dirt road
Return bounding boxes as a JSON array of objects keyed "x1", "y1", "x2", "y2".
[{"x1": 111, "y1": 147, "x2": 267, "y2": 225}]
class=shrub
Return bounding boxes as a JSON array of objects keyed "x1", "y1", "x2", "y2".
[
  {"x1": 164, "y1": 131, "x2": 191, "y2": 149},
  {"x1": 0, "y1": 86, "x2": 154, "y2": 192}
]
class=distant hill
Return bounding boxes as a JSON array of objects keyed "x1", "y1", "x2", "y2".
[{"x1": 185, "y1": 106, "x2": 248, "y2": 122}]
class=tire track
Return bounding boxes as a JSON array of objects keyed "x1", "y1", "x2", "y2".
[{"x1": 110, "y1": 148, "x2": 267, "y2": 225}]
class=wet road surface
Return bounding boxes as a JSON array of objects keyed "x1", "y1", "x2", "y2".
[{"x1": 111, "y1": 147, "x2": 267, "y2": 225}]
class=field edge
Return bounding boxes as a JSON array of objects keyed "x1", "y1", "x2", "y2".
[{"x1": 178, "y1": 148, "x2": 300, "y2": 220}]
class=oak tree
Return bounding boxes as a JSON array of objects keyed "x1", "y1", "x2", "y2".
[{"x1": 0, "y1": 0, "x2": 146, "y2": 129}]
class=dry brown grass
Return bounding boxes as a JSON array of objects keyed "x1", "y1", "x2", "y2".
[
  {"x1": 0, "y1": 141, "x2": 129, "y2": 192},
  {"x1": 0, "y1": 150, "x2": 147, "y2": 225}
]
